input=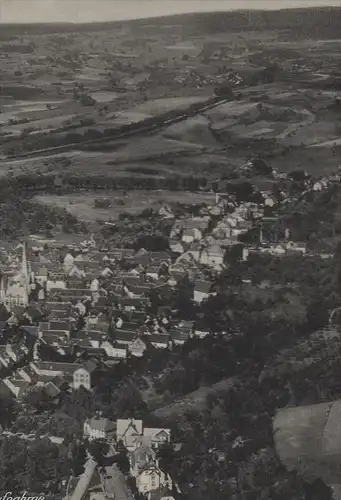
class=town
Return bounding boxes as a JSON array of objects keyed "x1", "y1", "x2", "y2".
[
  {"x1": 0, "y1": 157, "x2": 339, "y2": 498},
  {"x1": 1, "y1": 4, "x2": 341, "y2": 500}
]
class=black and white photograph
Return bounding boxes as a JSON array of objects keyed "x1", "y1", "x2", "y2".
[{"x1": 0, "y1": 0, "x2": 341, "y2": 499}]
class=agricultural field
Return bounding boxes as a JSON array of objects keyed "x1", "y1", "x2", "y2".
[
  {"x1": 1, "y1": 9, "x2": 341, "y2": 183},
  {"x1": 34, "y1": 190, "x2": 216, "y2": 222}
]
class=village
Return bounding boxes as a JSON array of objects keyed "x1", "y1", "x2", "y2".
[{"x1": 0, "y1": 158, "x2": 339, "y2": 500}]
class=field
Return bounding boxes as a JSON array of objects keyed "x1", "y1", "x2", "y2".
[
  {"x1": 34, "y1": 190, "x2": 216, "y2": 222},
  {"x1": 151, "y1": 377, "x2": 236, "y2": 420},
  {"x1": 1, "y1": 8, "x2": 341, "y2": 186}
]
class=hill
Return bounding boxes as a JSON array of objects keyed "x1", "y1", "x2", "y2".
[{"x1": 1, "y1": 7, "x2": 341, "y2": 40}]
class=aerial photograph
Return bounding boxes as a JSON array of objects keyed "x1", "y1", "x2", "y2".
[{"x1": 0, "y1": 0, "x2": 341, "y2": 498}]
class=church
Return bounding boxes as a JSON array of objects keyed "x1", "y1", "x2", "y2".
[{"x1": 0, "y1": 242, "x2": 30, "y2": 311}]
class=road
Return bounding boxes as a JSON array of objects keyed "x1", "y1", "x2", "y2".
[
  {"x1": 5, "y1": 97, "x2": 230, "y2": 161},
  {"x1": 68, "y1": 455, "x2": 97, "y2": 500},
  {"x1": 100, "y1": 449, "x2": 134, "y2": 500}
]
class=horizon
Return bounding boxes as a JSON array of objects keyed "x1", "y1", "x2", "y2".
[{"x1": 1, "y1": 0, "x2": 340, "y2": 24}]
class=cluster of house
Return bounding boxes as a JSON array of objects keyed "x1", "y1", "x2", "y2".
[
  {"x1": 0, "y1": 237, "x2": 217, "y2": 399},
  {"x1": 83, "y1": 416, "x2": 174, "y2": 500},
  {"x1": 165, "y1": 191, "x2": 285, "y2": 269},
  {"x1": 1, "y1": 169, "x2": 330, "y2": 399}
]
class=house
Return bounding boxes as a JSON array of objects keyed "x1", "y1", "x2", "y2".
[
  {"x1": 3, "y1": 376, "x2": 30, "y2": 398},
  {"x1": 286, "y1": 241, "x2": 307, "y2": 255},
  {"x1": 143, "y1": 428, "x2": 171, "y2": 449},
  {"x1": 30, "y1": 361, "x2": 79, "y2": 377},
  {"x1": 259, "y1": 244, "x2": 286, "y2": 256},
  {"x1": 63, "y1": 253, "x2": 74, "y2": 272},
  {"x1": 44, "y1": 379, "x2": 64, "y2": 400},
  {"x1": 113, "y1": 329, "x2": 137, "y2": 346},
  {"x1": 30, "y1": 360, "x2": 97, "y2": 390},
  {"x1": 128, "y1": 338, "x2": 147, "y2": 357},
  {"x1": 73, "y1": 360, "x2": 98, "y2": 390},
  {"x1": 84, "y1": 416, "x2": 116, "y2": 441},
  {"x1": 146, "y1": 267, "x2": 159, "y2": 280},
  {"x1": 170, "y1": 328, "x2": 191, "y2": 346},
  {"x1": 146, "y1": 333, "x2": 170, "y2": 350},
  {"x1": 130, "y1": 444, "x2": 157, "y2": 477},
  {"x1": 169, "y1": 240, "x2": 186, "y2": 254},
  {"x1": 137, "y1": 464, "x2": 172, "y2": 495},
  {"x1": 193, "y1": 281, "x2": 214, "y2": 304},
  {"x1": 46, "y1": 279, "x2": 66, "y2": 292},
  {"x1": 182, "y1": 228, "x2": 203, "y2": 244},
  {"x1": 116, "y1": 418, "x2": 143, "y2": 450},
  {"x1": 199, "y1": 245, "x2": 225, "y2": 268},
  {"x1": 175, "y1": 249, "x2": 201, "y2": 266},
  {"x1": 167, "y1": 269, "x2": 186, "y2": 287},
  {"x1": 212, "y1": 223, "x2": 232, "y2": 239},
  {"x1": 101, "y1": 341, "x2": 127, "y2": 360},
  {"x1": 90, "y1": 278, "x2": 100, "y2": 292}
]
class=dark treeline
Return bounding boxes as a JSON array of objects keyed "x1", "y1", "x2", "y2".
[{"x1": 4, "y1": 173, "x2": 210, "y2": 194}]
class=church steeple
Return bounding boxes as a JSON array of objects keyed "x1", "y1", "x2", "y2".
[
  {"x1": 20, "y1": 241, "x2": 30, "y2": 306},
  {"x1": 21, "y1": 241, "x2": 29, "y2": 288}
]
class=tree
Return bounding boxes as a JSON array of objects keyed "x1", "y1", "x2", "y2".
[
  {"x1": 70, "y1": 441, "x2": 87, "y2": 476},
  {"x1": 134, "y1": 234, "x2": 169, "y2": 252},
  {"x1": 173, "y1": 276, "x2": 194, "y2": 318},
  {"x1": 253, "y1": 158, "x2": 272, "y2": 176},
  {"x1": 116, "y1": 450, "x2": 130, "y2": 474},
  {"x1": 306, "y1": 296, "x2": 329, "y2": 330},
  {"x1": 0, "y1": 394, "x2": 18, "y2": 428},
  {"x1": 304, "y1": 478, "x2": 332, "y2": 500},
  {"x1": 87, "y1": 440, "x2": 109, "y2": 466}
]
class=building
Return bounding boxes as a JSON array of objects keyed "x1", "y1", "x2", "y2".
[
  {"x1": 130, "y1": 444, "x2": 157, "y2": 477},
  {"x1": 84, "y1": 416, "x2": 116, "y2": 441},
  {"x1": 143, "y1": 428, "x2": 171, "y2": 449},
  {"x1": 128, "y1": 338, "x2": 147, "y2": 357},
  {"x1": 199, "y1": 245, "x2": 225, "y2": 268},
  {"x1": 73, "y1": 360, "x2": 97, "y2": 390},
  {"x1": 0, "y1": 243, "x2": 30, "y2": 311},
  {"x1": 137, "y1": 465, "x2": 172, "y2": 495},
  {"x1": 193, "y1": 281, "x2": 214, "y2": 304},
  {"x1": 30, "y1": 360, "x2": 97, "y2": 391},
  {"x1": 116, "y1": 418, "x2": 143, "y2": 450},
  {"x1": 182, "y1": 228, "x2": 203, "y2": 244}
]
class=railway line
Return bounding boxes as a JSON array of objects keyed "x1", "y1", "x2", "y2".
[{"x1": 5, "y1": 96, "x2": 230, "y2": 161}]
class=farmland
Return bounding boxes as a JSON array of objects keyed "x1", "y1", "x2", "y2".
[
  {"x1": 0, "y1": 8, "x2": 340, "y2": 200},
  {"x1": 34, "y1": 190, "x2": 216, "y2": 222}
]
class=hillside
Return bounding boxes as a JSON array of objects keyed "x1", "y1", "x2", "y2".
[{"x1": 1, "y1": 7, "x2": 341, "y2": 39}]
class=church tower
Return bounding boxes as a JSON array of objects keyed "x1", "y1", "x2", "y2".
[
  {"x1": 0, "y1": 242, "x2": 30, "y2": 311},
  {"x1": 21, "y1": 241, "x2": 30, "y2": 306}
]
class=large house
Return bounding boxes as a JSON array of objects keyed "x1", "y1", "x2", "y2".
[
  {"x1": 199, "y1": 245, "x2": 225, "y2": 268},
  {"x1": 84, "y1": 416, "x2": 116, "y2": 441},
  {"x1": 137, "y1": 464, "x2": 172, "y2": 496},
  {"x1": 143, "y1": 428, "x2": 171, "y2": 449},
  {"x1": 30, "y1": 359, "x2": 97, "y2": 391},
  {"x1": 116, "y1": 418, "x2": 171, "y2": 451},
  {"x1": 117, "y1": 418, "x2": 144, "y2": 450},
  {"x1": 130, "y1": 444, "x2": 157, "y2": 477}
]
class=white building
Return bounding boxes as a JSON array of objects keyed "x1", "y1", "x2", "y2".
[
  {"x1": 137, "y1": 466, "x2": 172, "y2": 495},
  {"x1": 84, "y1": 416, "x2": 116, "y2": 441},
  {"x1": 0, "y1": 243, "x2": 30, "y2": 311}
]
